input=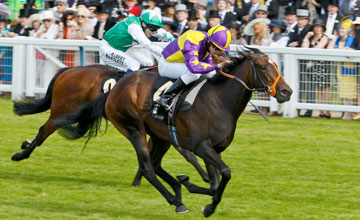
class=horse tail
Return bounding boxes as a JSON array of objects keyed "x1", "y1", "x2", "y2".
[
  {"x1": 52, "y1": 92, "x2": 110, "y2": 143},
  {"x1": 13, "y1": 67, "x2": 71, "y2": 116}
]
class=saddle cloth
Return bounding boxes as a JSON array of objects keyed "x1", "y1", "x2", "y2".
[
  {"x1": 100, "y1": 72, "x2": 124, "y2": 94},
  {"x1": 148, "y1": 76, "x2": 208, "y2": 124}
]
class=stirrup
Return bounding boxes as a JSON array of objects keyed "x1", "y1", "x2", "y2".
[{"x1": 156, "y1": 97, "x2": 172, "y2": 110}]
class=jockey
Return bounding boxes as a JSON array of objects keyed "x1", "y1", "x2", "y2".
[
  {"x1": 99, "y1": 10, "x2": 174, "y2": 74},
  {"x1": 156, "y1": 25, "x2": 232, "y2": 108}
]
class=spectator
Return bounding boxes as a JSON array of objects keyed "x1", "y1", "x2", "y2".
[
  {"x1": 217, "y1": 0, "x2": 237, "y2": 26},
  {"x1": 301, "y1": 0, "x2": 321, "y2": 22},
  {"x1": 241, "y1": 17, "x2": 271, "y2": 46},
  {"x1": 162, "y1": 16, "x2": 177, "y2": 34},
  {"x1": 36, "y1": 10, "x2": 59, "y2": 39},
  {"x1": 339, "y1": 0, "x2": 356, "y2": 16},
  {"x1": 284, "y1": 6, "x2": 297, "y2": 34},
  {"x1": 146, "y1": 0, "x2": 161, "y2": 15},
  {"x1": 240, "y1": 0, "x2": 261, "y2": 24},
  {"x1": 75, "y1": 0, "x2": 88, "y2": 9},
  {"x1": 9, "y1": 8, "x2": 37, "y2": 37},
  {"x1": 164, "y1": 2, "x2": 176, "y2": 21},
  {"x1": 92, "y1": 5, "x2": 116, "y2": 40},
  {"x1": 174, "y1": 4, "x2": 188, "y2": 36},
  {"x1": 322, "y1": 0, "x2": 343, "y2": 40},
  {"x1": 197, "y1": 0, "x2": 208, "y2": 28},
  {"x1": 288, "y1": 9, "x2": 311, "y2": 47},
  {"x1": 53, "y1": 0, "x2": 69, "y2": 22},
  {"x1": 124, "y1": 0, "x2": 141, "y2": 17},
  {"x1": 185, "y1": 10, "x2": 206, "y2": 31},
  {"x1": 58, "y1": 10, "x2": 79, "y2": 40},
  {"x1": 76, "y1": 7, "x2": 94, "y2": 39},
  {"x1": 207, "y1": 10, "x2": 222, "y2": 30},
  {"x1": 253, "y1": 4, "x2": 269, "y2": 19},
  {"x1": 265, "y1": 0, "x2": 279, "y2": 20},
  {"x1": 87, "y1": 3, "x2": 98, "y2": 28},
  {"x1": 269, "y1": 19, "x2": 289, "y2": 47},
  {"x1": 27, "y1": 13, "x2": 42, "y2": 37},
  {"x1": 327, "y1": 16, "x2": 356, "y2": 120},
  {"x1": 227, "y1": 20, "x2": 241, "y2": 44},
  {"x1": 302, "y1": 18, "x2": 331, "y2": 119}
]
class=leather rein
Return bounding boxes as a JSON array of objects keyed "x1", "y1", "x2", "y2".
[{"x1": 220, "y1": 54, "x2": 282, "y2": 97}]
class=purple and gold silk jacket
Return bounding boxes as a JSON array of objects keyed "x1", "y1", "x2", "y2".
[{"x1": 161, "y1": 30, "x2": 218, "y2": 74}]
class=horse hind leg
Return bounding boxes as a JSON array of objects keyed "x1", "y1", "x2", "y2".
[
  {"x1": 120, "y1": 120, "x2": 187, "y2": 213},
  {"x1": 12, "y1": 120, "x2": 57, "y2": 161},
  {"x1": 149, "y1": 136, "x2": 185, "y2": 207}
]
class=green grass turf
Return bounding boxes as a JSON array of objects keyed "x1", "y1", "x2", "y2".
[{"x1": 0, "y1": 97, "x2": 359, "y2": 220}]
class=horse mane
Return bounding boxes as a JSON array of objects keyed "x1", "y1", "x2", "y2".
[{"x1": 210, "y1": 46, "x2": 262, "y2": 83}]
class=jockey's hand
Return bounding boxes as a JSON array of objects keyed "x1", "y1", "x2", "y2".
[{"x1": 216, "y1": 60, "x2": 232, "y2": 69}]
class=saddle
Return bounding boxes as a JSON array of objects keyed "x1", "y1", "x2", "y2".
[{"x1": 148, "y1": 76, "x2": 208, "y2": 125}]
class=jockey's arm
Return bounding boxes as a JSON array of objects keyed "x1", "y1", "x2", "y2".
[
  {"x1": 153, "y1": 28, "x2": 175, "y2": 42},
  {"x1": 183, "y1": 49, "x2": 218, "y2": 74},
  {"x1": 128, "y1": 23, "x2": 163, "y2": 57}
]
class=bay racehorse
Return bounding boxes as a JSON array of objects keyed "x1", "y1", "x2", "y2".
[
  {"x1": 53, "y1": 47, "x2": 292, "y2": 217},
  {"x1": 11, "y1": 64, "x2": 210, "y2": 185}
]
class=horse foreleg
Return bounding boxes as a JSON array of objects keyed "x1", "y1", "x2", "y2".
[
  {"x1": 176, "y1": 162, "x2": 219, "y2": 196},
  {"x1": 12, "y1": 121, "x2": 56, "y2": 161},
  {"x1": 194, "y1": 140, "x2": 231, "y2": 218},
  {"x1": 174, "y1": 146, "x2": 210, "y2": 183}
]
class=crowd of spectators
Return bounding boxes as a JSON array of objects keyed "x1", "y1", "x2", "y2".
[{"x1": 0, "y1": 0, "x2": 360, "y2": 119}]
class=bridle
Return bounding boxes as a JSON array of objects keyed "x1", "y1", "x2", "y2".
[{"x1": 220, "y1": 54, "x2": 282, "y2": 97}]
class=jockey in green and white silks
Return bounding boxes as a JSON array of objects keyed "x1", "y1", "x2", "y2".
[{"x1": 99, "y1": 10, "x2": 174, "y2": 74}]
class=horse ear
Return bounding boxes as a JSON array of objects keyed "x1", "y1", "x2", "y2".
[{"x1": 238, "y1": 45, "x2": 251, "y2": 58}]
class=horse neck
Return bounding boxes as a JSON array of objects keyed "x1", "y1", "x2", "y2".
[{"x1": 213, "y1": 63, "x2": 253, "y2": 120}]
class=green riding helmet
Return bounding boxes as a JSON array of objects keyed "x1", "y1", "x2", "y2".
[{"x1": 141, "y1": 10, "x2": 165, "y2": 28}]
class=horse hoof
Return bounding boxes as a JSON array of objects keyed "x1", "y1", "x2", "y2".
[
  {"x1": 176, "y1": 204, "x2": 189, "y2": 213},
  {"x1": 21, "y1": 139, "x2": 31, "y2": 149},
  {"x1": 176, "y1": 174, "x2": 189, "y2": 183},
  {"x1": 132, "y1": 180, "x2": 141, "y2": 186},
  {"x1": 11, "y1": 153, "x2": 25, "y2": 161},
  {"x1": 202, "y1": 204, "x2": 214, "y2": 218}
]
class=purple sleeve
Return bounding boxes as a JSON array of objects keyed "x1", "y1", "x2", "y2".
[{"x1": 182, "y1": 40, "x2": 216, "y2": 74}]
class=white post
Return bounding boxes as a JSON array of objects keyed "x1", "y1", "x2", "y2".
[
  {"x1": 26, "y1": 45, "x2": 36, "y2": 97},
  {"x1": 11, "y1": 44, "x2": 26, "y2": 100},
  {"x1": 282, "y1": 54, "x2": 298, "y2": 118}
]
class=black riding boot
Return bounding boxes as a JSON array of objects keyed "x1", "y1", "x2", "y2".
[{"x1": 156, "y1": 78, "x2": 186, "y2": 109}]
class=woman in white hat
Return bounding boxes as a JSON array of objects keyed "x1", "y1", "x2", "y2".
[
  {"x1": 240, "y1": 17, "x2": 271, "y2": 46},
  {"x1": 27, "y1": 13, "x2": 42, "y2": 37},
  {"x1": 36, "y1": 10, "x2": 59, "y2": 39}
]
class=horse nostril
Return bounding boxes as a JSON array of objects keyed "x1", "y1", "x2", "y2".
[{"x1": 280, "y1": 88, "x2": 292, "y2": 97}]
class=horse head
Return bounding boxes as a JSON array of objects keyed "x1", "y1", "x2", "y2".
[{"x1": 222, "y1": 46, "x2": 292, "y2": 103}]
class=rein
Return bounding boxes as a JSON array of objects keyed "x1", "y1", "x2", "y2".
[{"x1": 220, "y1": 54, "x2": 282, "y2": 97}]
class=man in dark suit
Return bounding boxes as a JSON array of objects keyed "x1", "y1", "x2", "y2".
[
  {"x1": 182, "y1": 10, "x2": 208, "y2": 32},
  {"x1": 92, "y1": 5, "x2": 116, "y2": 40},
  {"x1": 322, "y1": 0, "x2": 343, "y2": 39},
  {"x1": 216, "y1": 0, "x2": 237, "y2": 27},
  {"x1": 288, "y1": 9, "x2": 312, "y2": 47}
]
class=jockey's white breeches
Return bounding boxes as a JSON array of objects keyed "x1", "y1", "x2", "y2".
[
  {"x1": 158, "y1": 56, "x2": 216, "y2": 85},
  {"x1": 99, "y1": 40, "x2": 156, "y2": 71}
]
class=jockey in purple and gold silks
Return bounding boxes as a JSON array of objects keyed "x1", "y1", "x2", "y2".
[{"x1": 156, "y1": 25, "x2": 232, "y2": 109}]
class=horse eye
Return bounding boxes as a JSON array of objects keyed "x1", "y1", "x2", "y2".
[{"x1": 261, "y1": 66, "x2": 266, "y2": 70}]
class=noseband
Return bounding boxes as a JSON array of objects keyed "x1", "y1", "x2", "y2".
[{"x1": 220, "y1": 54, "x2": 282, "y2": 97}]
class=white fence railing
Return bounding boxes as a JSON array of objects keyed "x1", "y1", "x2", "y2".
[{"x1": 0, "y1": 38, "x2": 360, "y2": 118}]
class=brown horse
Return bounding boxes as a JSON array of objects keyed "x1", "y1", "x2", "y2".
[
  {"x1": 11, "y1": 64, "x2": 209, "y2": 185},
  {"x1": 53, "y1": 47, "x2": 292, "y2": 217}
]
